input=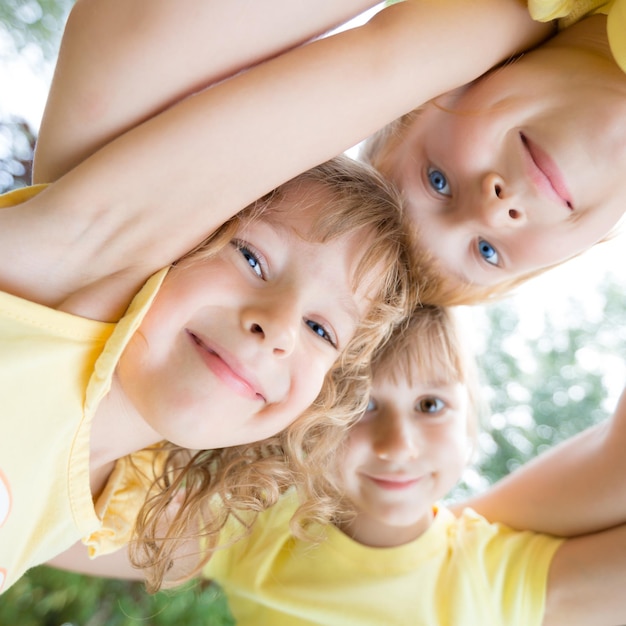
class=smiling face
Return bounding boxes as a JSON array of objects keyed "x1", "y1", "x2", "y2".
[
  {"x1": 379, "y1": 16, "x2": 626, "y2": 287},
  {"x1": 116, "y1": 185, "x2": 377, "y2": 451},
  {"x1": 337, "y1": 372, "x2": 470, "y2": 547}
]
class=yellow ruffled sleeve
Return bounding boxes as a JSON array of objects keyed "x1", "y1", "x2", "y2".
[
  {"x1": 527, "y1": 0, "x2": 607, "y2": 25},
  {"x1": 83, "y1": 447, "x2": 166, "y2": 557},
  {"x1": 528, "y1": 1, "x2": 626, "y2": 73},
  {"x1": 607, "y1": 0, "x2": 626, "y2": 73}
]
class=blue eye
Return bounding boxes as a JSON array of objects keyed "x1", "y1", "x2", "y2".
[
  {"x1": 365, "y1": 397, "x2": 377, "y2": 412},
  {"x1": 477, "y1": 239, "x2": 499, "y2": 266},
  {"x1": 427, "y1": 167, "x2": 451, "y2": 196},
  {"x1": 416, "y1": 397, "x2": 444, "y2": 414},
  {"x1": 234, "y1": 241, "x2": 264, "y2": 278},
  {"x1": 306, "y1": 320, "x2": 336, "y2": 348}
]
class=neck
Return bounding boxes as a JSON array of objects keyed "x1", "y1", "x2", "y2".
[
  {"x1": 89, "y1": 373, "x2": 162, "y2": 495},
  {"x1": 337, "y1": 507, "x2": 434, "y2": 548}
]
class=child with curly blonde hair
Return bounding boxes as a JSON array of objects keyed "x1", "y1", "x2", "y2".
[{"x1": 0, "y1": 5, "x2": 419, "y2": 595}]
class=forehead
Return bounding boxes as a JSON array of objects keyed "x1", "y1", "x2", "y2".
[
  {"x1": 374, "y1": 363, "x2": 464, "y2": 394},
  {"x1": 260, "y1": 182, "x2": 358, "y2": 241},
  {"x1": 250, "y1": 189, "x2": 383, "y2": 286},
  {"x1": 238, "y1": 212, "x2": 371, "y2": 324}
]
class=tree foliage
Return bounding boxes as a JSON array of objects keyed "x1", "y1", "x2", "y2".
[
  {"x1": 0, "y1": 0, "x2": 74, "y2": 192},
  {"x1": 0, "y1": 0, "x2": 73, "y2": 61},
  {"x1": 453, "y1": 282, "x2": 626, "y2": 499},
  {"x1": 0, "y1": 566, "x2": 234, "y2": 626},
  {"x1": 0, "y1": 116, "x2": 36, "y2": 192}
]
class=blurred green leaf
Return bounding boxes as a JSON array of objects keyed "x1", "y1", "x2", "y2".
[{"x1": 0, "y1": 566, "x2": 234, "y2": 626}]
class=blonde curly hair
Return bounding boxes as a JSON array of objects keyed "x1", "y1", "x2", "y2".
[{"x1": 129, "y1": 155, "x2": 420, "y2": 591}]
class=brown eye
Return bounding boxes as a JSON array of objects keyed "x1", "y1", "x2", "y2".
[{"x1": 416, "y1": 397, "x2": 444, "y2": 414}]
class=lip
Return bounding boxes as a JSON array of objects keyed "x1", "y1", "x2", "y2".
[
  {"x1": 520, "y1": 133, "x2": 573, "y2": 210},
  {"x1": 366, "y1": 474, "x2": 423, "y2": 491},
  {"x1": 186, "y1": 330, "x2": 266, "y2": 402}
]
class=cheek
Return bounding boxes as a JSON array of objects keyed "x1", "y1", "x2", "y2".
[
  {"x1": 438, "y1": 429, "x2": 470, "y2": 472},
  {"x1": 141, "y1": 275, "x2": 196, "y2": 336},
  {"x1": 294, "y1": 355, "x2": 336, "y2": 407},
  {"x1": 510, "y1": 228, "x2": 578, "y2": 271},
  {"x1": 412, "y1": 216, "x2": 465, "y2": 272},
  {"x1": 339, "y1": 431, "x2": 371, "y2": 475}
]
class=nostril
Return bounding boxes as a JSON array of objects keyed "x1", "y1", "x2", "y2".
[
  {"x1": 251, "y1": 323, "x2": 263, "y2": 335},
  {"x1": 495, "y1": 184, "x2": 502, "y2": 198},
  {"x1": 508, "y1": 209, "x2": 520, "y2": 220}
]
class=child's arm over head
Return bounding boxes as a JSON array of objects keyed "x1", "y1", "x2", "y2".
[
  {"x1": 33, "y1": 0, "x2": 381, "y2": 183},
  {"x1": 33, "y1": 0, "x2": 552, "y2": 186},
  {"x1": 4, "y1": 0, "x2": 550, "y2": 323},
  {"x1": 463, "y1": 387, "x2": 626, "y2": 537}
]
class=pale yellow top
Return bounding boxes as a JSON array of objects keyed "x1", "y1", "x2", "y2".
[
  {"x1": 528, "y1": 0, "x2": 626, "y2": 73},
  {"x1": 0, "y1": 185, "x2": 167, "y2": 593},
  {"x1": 204, "y1": 492, "x2": 564, "y2": 626}
]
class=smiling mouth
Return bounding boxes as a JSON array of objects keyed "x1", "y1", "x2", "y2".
[
  {"x1": 186, "y1": 330, "x2": 266, "y2": 402},
  {"x1": 367, "y1": 475, "x2": 423, "y2": 491},
  {"x1": 520, "y1": 133, "x2": 573, "y2": 210}
]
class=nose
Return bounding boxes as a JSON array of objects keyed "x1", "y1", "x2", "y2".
[
  {"x1": 242, "y1": 301, "x2": 298, "y2": 358},
  {"x1": 374, "y1": 414, "x2": 420, "y2": 463},
  {"x1": 473, "y1": 172, "x2": 526, "y2": 227}
]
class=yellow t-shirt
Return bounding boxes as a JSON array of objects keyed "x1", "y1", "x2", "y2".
[
  {"x1": 0, "y1": 186, "x2": 167, "y2": 593},
  {"x1": 528, "y1": 0, "x2": 626, "y2": 73},
  {"x1": 204, "y1": 492, "x2": 563, "y2": 626}
]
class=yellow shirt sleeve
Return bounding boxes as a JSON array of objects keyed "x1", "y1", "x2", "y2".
[
  {"x1": 527, "y1": 1, "x2": 626, "y2": 72},
  {"x1": 83, "y1": 447, "x2": 166, "y2": 557}
]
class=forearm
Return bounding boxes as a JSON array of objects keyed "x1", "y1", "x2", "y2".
[
  {"x1": 47, "y1": 541, "x2": 143, "y2": 580},
  {"x1": 28, "y1": 0, "x2": 552, "y2": 295},
  {"x1": 63, "y1": 0, "x2": 551, "y2": 223},
  {"x1": 465, "y1": 388, "x2": 626, "y2": 536},
  {"x1": 33, "y1": 0, "x2": 381, "y2": 183}
]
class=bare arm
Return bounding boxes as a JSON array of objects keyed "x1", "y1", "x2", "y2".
[
  {"x1": 2, "y1": 0, "x2": 551, "y2": 321},
  {"x1": 47, "y1": 542, "x2": 143, "y2": 580},
  {"x1": 33, "y1": 0, "x2": 382, "y2": 183},
  {"x1": 542, "y1": 522, "x2": 626, "y2": 626},
  {"x1": 464, "y1": 388, "x2": 626, "y2": 536}
]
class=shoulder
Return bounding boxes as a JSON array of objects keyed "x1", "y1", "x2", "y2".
[
  {"x1": 441, "y1": 506, "x2": 563, "y2": 625},
  {"x1": 450, "y1": 505, "x2": 563, "y2": 557}
]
